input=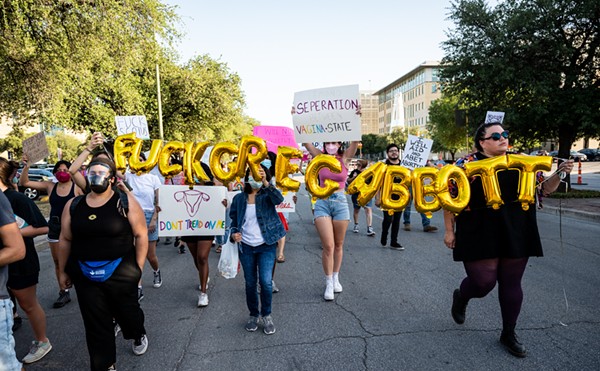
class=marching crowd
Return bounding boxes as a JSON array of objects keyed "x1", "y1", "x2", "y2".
[{"x1": 0, "y1": 123, "x2": 574, "y2": 370}]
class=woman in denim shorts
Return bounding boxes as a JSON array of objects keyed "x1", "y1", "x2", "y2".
[{"x1": 304, "y1": 141, "x2": 359, "y2": 301}]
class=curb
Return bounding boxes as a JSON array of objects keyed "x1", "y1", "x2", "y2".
[{"x1": 538, "y1": 205, "x2": 600, "y2": 223}]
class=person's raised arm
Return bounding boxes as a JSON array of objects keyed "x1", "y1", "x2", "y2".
[
  {"x1": 343, "y1": 141, "x2": 359, "y2": 161},
  {"x1": 19, "y1": 154, "x2": 54, "y2": 193},
  {"x1": 70, "y1": 132, "x2": 104, "y2": 189},
  {"x1": 303, "y1": 142, "x2": 322, "y2": 158}
]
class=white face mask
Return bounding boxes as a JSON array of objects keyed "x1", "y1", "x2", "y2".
[
  {"x1": 247, "y1": 177, "x2": 263, "y2": 189},
  {"x1": 325, "y1": 143, "x2": 340, "y2": 154}
]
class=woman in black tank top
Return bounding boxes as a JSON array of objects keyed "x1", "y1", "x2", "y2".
[
  {"x1": 56, "y1": 158, "x2": 149, "y2": 370},
  {"x1": 19, "y1": 158, "x2": 83, "y2": 309}
]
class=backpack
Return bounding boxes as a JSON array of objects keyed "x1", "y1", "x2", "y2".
[{"x1": 70, "y1": 190, "x2": 129, "y2": 218}]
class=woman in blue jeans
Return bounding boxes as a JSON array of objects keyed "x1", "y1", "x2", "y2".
[{"x1": 230, "y1": 165, "x2": 285, "y2": 335}]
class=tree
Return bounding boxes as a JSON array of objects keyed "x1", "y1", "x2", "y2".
[
  {"x1": 360, "y1": 134, "x2": 388, "y2": 156},
  {"x1": 442, "y1": 0, "x2": 600, "y2": 166},
  {"x1": 427, "y1": 95, "x2": 470, "y2": 159}
]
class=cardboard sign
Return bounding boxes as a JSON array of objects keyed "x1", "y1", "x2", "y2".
[
  {"x1": 115, "y1": 116, "x2": 150, "y2": 139},
  {"x1": 22, "y1": 132, "x2": 50, "y2": 164},
  {"x1": 485, "y1": 111, "x2": 505, "y2": 124},
  {"x1": 253, "y1": 125, "x2": 298, "y2": 153},
  {"x1": 275, "y1": 192, "x2": 296, "y2": 213},
  {"x1": 158, "y1": 185, "x2": 227, "y2": 236},
  {"x1": 400, "y1": 135, "x2": 433, "y2": 170},
  {"x1": 292, "y1": 84, "x2": 361, "y2": 143}
]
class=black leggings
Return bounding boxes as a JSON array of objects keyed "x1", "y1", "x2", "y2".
[{"x1": 459, "y1": 257, "x2": 528, "y2": 327}]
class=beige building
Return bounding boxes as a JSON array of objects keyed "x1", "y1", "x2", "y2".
[
  {"x1": 373, "y1": 61, "x2": 442, "y2": 134},
  {"x1": 359, "y1": 90, "x2": 379, "y2": 135}
]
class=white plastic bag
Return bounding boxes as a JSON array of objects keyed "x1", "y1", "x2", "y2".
[{"x1": 218, "y1": 240, "x2": 239, "y2": 279}]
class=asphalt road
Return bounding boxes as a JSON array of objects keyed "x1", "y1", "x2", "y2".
[{"x1": 14, "y1": 186, "x2": 600, "y2": 371}]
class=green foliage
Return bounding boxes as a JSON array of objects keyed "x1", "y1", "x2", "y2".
[
  {"x1": 442, "y1": 0, "x2": 600, "y2": 161},
  {"x1": 45, "y1": 132, "x2": 84, "y2": 163},
  {"x1": 0, "y1": 126, "x2": 25, "y2": 158},
  {"x1": 360, "y1": 134, "x2": 388, "y2": 155},
  {"x1": 549, "y1": 189, "x2": 600, "y2": 198},
  {"x1": 427, "y1": 95, "x2": 469, "y2": 158}
]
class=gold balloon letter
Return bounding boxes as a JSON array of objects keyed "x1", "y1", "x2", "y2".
[
  {"x1": 507, "y1": 154, "x2": 552, "y2": 210},
  {"x1": 236, "y1": 136, "x2": 268, "y2": 180},
  {"x1": 411, "y1": 167, "x2": 441, "y2": 215},
  {"x1": 159, "y1": 141, "x2": 184, "y2": 178},
  {"x1": 183, "y1": 141, "x2": 210, "y2": 185},
  {"x1": 346, "y1": 162, "x2": 387, "y2": 207},
  {"x1": 436, "y1": 165, "x2": 470, "y2": 214},
  {"x1": 305, "y1": 154, "x2": 342, "y2": 199},
  {"x1": 210, "y1": 142, "x2": 239, "y2": 184},
  {"x1": 380, "y1": 165, "x2": 411, "y2": 213},
  {"x1": 464, "y1": 155, "x2": 508, "y2": 210},
  {"x1": 113, "y1": 133, "x2": 140, "y2": 173},
  {"x1": 129, "y1": 139, "x2": 162, "y2": 174},
  {"x1": 275, "y1": 146, "x2": 302, "y2": 193}
]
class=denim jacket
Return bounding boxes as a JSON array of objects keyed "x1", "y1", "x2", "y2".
[{"x1": 229, "y1": 185, "x2": 286, "y2": 245}]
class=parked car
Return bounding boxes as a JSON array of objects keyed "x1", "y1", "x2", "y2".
[
  {"x1": 548, "y1": 150, "x2": 588, "y2": 162},
  {"x1": 529, "y1": 150, "x2": 549, "y2": 156},
  {"x1": 578, "y1": 148, "x2": 599, "y2": 161},
  {"x1": 16, "y1": 168, "x2": 56, "y2": 200}
]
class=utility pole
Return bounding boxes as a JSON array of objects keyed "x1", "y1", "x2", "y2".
[{"x1": 156, "y1": 63, "x2": 164, "y2": 141}]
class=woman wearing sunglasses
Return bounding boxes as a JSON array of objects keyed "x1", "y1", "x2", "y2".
[{"x1": 443, "y1": 122, "x2": 574, "y2": 358}]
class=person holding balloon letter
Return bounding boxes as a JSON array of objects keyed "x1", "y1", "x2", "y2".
[{"x1": 443, "y1": 122, "x2": 573, "y2": 358}]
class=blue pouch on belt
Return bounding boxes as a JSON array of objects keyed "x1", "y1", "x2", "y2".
[{"x1": 78, "y1": 258, "x2": 123, "y2": 282}]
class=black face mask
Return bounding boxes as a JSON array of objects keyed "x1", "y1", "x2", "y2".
[{"x1": 88, "y1": 174, "x2": 112, "y2": 194}]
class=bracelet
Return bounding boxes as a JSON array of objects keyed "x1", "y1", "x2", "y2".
[{"x1": 83, "y1": 148, "x2": 92, "y2": 153}]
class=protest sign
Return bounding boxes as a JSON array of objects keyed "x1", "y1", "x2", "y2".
[
  {"x1": 22, "y1": 132, "x2": 49, "y2": 164},
  {"x1": 158, "y1": 185, "x2": 227, "y2": 237},
  {"x1": 275, "y1": 192, "x2": 296, "y2": 213},
  {"x1": 400, "y1": 135, "x2": 433, "y2": 170},
  {"x1": 292, "y1": 84, "x2": 361, "y2": 143},
  {"x1": 253, "y1": 125, "x2": 298, "y2": 153},
  {"x1": 485, "y1": 111, "x2": 505, "y2": 124},
  {"x1": 115, "y1": 116, "x2": 150, "y2": 139}
]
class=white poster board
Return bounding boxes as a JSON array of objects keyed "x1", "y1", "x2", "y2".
[
  {"x1": 158, "y1": 185, "x2": 227, "y2": 236},
  {"x1": 400, "y1": 135, "x2": 433, "y2": 170},
  {"x1": 485, "y1": 111, "x2": 505, "y2": 124},
  {"x1": 292, "y1": 84, "x2": 361, "y2": 143},
  {"x1": 115, "y1": 116, "x2": 150, "y2": 139},
  {"x1": 276, "y1": 192, "x2": 296, "y2": 213},
  {"x1": 22, "y1": 132, "x2": 50, "y2": 164}
]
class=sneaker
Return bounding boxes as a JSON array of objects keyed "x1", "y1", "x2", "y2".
[
  {"x1": 272, "y1": 280, "x2": 279, "y2": 293},
  {"x1": 132, "y1": 334, "x2": 148, "y2": 356},
  {"x1": 178, "y1": 244, "x2": 186, "y2": 254},
  {"x1": 173, "y1": 237, "x2": 181, "y2": 247},
  {"x1": 108, "y1": 365, "x2": 117, "y2": 371},
  {"x1": 53, "y1": 290, "x2": 71, "y2": 308},
  {"x1": 423, "y1": 225, "x2": 438, "y2": 232},
  {"x1": 367, "y1": 226, "x2": 375, "y2": 236},
  {"x1": 245, "y1": 316, "x2": 260, "y2": 332},
  {"x1": 22, "y1": 340, "x2": 52, "y2": 364},
  {"x1": 380, "y1": 235, "x2": 387, "y2": 247},
  {"x1": 263, "y1": 315, "x2": 276, "y2": 335},
  {"x1": 353, "y1": 224, "x2": 359, "y2": 233},
  {"x1": 333, "y1": 278, "x2": 343, "y2": 293},
  {"x1": 390, "y1": 242, "x2": 405, "y2": 251},
  {"x1": 114, "y1": 322, "x2": 121, "y2": 337},
  {"x1": 198, "y1": 293, "x2": 209, "y2": 307},
  {"x1": 137, "y1": 287, "x2": 144, "y2": 302},
  {"x1": 164, "y1": 237, "x2": 172, "y2": 245},
  {"x1": 12, "y1": 316, "x2": 22, "y2": 332},
  {"x1": 153, "y1": 270, "x2": 162, "y2": 288},
  {"x1": 403, "y1": 224, "x2": 411, "y2": 231},
  {"x1": 324, "y1": 280, "x2": 334, "y2": 301}
]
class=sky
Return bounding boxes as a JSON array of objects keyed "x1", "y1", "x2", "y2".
[{"x1": 163, "y1": 0, "x2": 458, "y2": 128}]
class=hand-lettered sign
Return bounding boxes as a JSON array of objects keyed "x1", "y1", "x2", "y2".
[
  {"x1": 158, "y1": 185, "x2": 227, "y2": 236},
  {"x1": 275, "y1": 192, "x2": 296, "y2": 213},
  {"x1": 253, "y1": 125, "x2": 298, "y2": 153},
  {"x1": 23, "y1": 132, "x2": 50, "y2": 164},
  {"x1": 485, "y1": 111, "x2": 505, "y2": 124},
  {"x1": 292, "y1": 84, "x2": 361, "y2": 143},
  {"x1": 115, "y1": 116, "x2": 150, "y2": 139},
  {"x1": 400, "y1": 135, "x2": 433, "y2": 170}
]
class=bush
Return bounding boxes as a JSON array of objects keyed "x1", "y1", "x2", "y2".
[{"x1": 549, "y1": 189, "x2": 600, "y2": 199}]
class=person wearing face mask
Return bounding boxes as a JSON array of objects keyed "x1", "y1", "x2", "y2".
[
  {"x1": 57, "y1": 157, "x2": 149, "y2": 371},
  {"x1": 229, "y1": 165, "x2": 285, "y2": 335},
  {"x1": 19, "y1": 156, "x2": 84, "y2": 309},
  {"x1": 303, "y1": 140, "x2": 359, "y2": 301},
  {"x1": 443, "y1": 122, "x2": 574, "y2": 358}
]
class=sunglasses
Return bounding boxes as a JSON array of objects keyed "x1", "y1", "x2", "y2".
[{"x1": 482, "y1": 130, "x2": 509, "y2": 141}]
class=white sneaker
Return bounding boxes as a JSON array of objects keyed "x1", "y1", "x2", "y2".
[
  {"x1": 22, "y1": 340, "x2": 52, "y2": 364},
  {"x1": 198, "y1": 293, "x2": 209, "y2": 307},
  {"x1": 132, "y1": 334, "x2": 148, "y2": 356},
  {"x1": 334, "y1": 278, "x2": 343, "y2": 293},
  {"x1": 324, "y1": 280, "x2": 334, "y2": 301},
  {"x1": 353, "y1": 224, "x2": 359, "y2": 233}
]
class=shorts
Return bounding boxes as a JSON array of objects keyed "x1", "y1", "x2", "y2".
[
  {"x1": 0, "y1": 299, "x2": 22, "y2": 370},
  {"x1": 181, "y1": 235, "x2": 214, "y2": 243},
  {"x1": 351, "y1": 193, "x2": 374, "y2": 209},
  {"x1": 7, "y1": 273, "x2": 39, "y2": 290},
  {"x1": 47, "y1": 215, "x2": 61, "y2": 242},
  {"x1": 314, "y1": 192, "x2": 350, "y2": 221},
  {"x1": 144, "y1": 210, "x2": 158, "y2": 242}
]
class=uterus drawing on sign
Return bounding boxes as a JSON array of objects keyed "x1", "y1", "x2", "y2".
[{"x1": 174, "y1": 190, "x2": 211, "y2": 217}]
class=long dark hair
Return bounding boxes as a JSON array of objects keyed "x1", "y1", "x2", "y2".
[
  {"x1": 473, "y1": 122, "x2": 506, "y2": 152},
  {"x1": 0, "y1": 157, "x2": 20, "y2": 187}
]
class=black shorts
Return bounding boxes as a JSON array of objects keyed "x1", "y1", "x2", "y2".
[
  {"x1": 8, "y1": 273, "x2": 39, "y2": 290},
  {"x1": 181, "y1": 235, "x2": 214, "y2": 243},
  {"x1": 48, "y1": 215, "x2": 61, "y2": 241}
]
